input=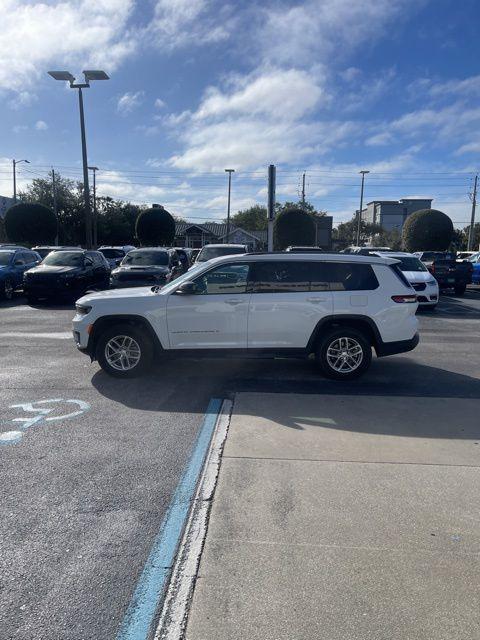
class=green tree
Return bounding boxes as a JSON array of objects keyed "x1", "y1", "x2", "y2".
[
  {"x1": 96, "y1": 197, "x2": 142, "y2": 245},
  {"x1": 273, "y1": 206, "x2": 315, "y2": 249},
  {"x1": 402, "y1": 209, "x2": 453, "y2": 252},
  {"x1": 5, "y1": 202, "x2": 57, "y2": 245},
  {"x1": 332, "y1": 217, "x2": 383, "y2": 249},
  {"x1": 136, "y1": 206, "x2": 175, "y2": 246},
  {"x1": 229, "y1": 205, "x2": 267, "y2": 230}
]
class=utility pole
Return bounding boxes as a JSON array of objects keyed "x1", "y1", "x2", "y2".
[
  {"x1": 12, "y1": 159, "x2": 30, "y2": 202},
  {"x1": 89, "y1": 166, "x2": 99, "y2": 248},
  {"x1": 225, "y1": 169, "x2": 235, "y2": 242},
  {"x1": 301, "y1": 171, "x2": 306, "y2": 207},
  {"x1": 468, "y1": 174, "x2": 478, "y2": 251},
  {"x1": 267, "y1": 164, "x2": 276, "y2": 252},
  {"x1": 52, "y1": 168, "x2": 58, "y2": 245},
  {"x1": 356, "y1": 170, "x2": 370, "y2": 246}
]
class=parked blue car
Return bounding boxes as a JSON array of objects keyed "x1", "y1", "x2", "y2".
[
  {"x1": 0, "y1": 247, "x2": 41, "y2": 299},
  {"x1": 469, "y1": 252, "x2": 480, "y2": 285}
]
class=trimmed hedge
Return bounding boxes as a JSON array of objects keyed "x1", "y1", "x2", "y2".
[
  {"x1": 135, "y1": 206, "x2": 175, "y2": 246},
  {"x1": 5, "y1": 202, "x2": 57, "y2": 245},
  {"x1": 273, "y1": 206, "x2": 315, "y2": 250},
  {"x1": 402, "y1": 208, "x2": 453, "y2": 252}
]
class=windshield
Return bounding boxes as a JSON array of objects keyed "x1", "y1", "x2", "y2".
[
  {"x1": 42, "y1": 251, "x2": 84, "y2": 267},
  {"x1": 0, "y1": 251, "x2": 14, "y2": 266},
  {"x1": 122, "y1": 250, "x2": 168, "y2": 266},
  {"x1": 197, "y1": 246, "x2": 246, "y2": 262},
  {"x1": 100, "y1": 249, "x2": 125, "y2": 259},
  {"x1": 396, "y1": 257, "x2": 428, "y2": 272},
  {"x1": 468, "y1": 252, "x2": 480, "y2": 262}
]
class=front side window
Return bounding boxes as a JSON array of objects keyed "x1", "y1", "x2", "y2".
[
  {"x1": 250, "y1": 261, "x2": 310, "y2": 293},
  {"x1": 192, "y1": 263, "x2": 250, "y2": 295},
  {"x1": 0, "y1": 251, "x2": 14, "y2": 266}
]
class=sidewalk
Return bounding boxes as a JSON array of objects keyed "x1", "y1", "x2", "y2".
[{"x1": 185, "y1": 392, "x2": 480, "y2": 640}]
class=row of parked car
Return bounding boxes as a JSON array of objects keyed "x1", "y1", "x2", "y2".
[{"x1": 0, "y1": 242, "x2": 251, "y2": 302}]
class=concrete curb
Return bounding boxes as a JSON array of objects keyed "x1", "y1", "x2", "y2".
[{"x1": 154, "y1": 398, "x2": 233, "y2": 640}]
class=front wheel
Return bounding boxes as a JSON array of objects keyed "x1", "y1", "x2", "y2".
[
  {"x1": 3, "y1": 278, "x2": 14, "y2": 300},
  {"x1": 316, "y1": 328, "x2": 372, "y2": 380},
  {"x1": 96, "y1": 324, "x2": 153, "y2": 378}
]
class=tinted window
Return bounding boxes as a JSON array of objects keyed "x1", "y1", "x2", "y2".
[
  {"x1": 0, "y1": 251, "x2": 14, "y2": 266},
  {"x1": 122, "y1": 250, "x2": 168, "y2": 266},
  {"x1": 43, "y1": 251, "x2": 84, "y2": 267},
  {"x1": 100, "y1": 248, "x2": 125, "y2": 259},
  {"x1": 311, "y1": 262, "x2": 379, "y2": 291},
  {"x1": 193, "y1": 263, "x2": 250, "y2": 295},
  {"x1": 396, "y1": 257, "x2": 427, "y2": 272},
  {"x1": 250, "y1": 261, "x2": 310, "y2": 293}
]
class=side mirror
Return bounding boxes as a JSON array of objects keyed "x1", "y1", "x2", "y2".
[{"x1": 175, "y1": 281, "x2": 198, "y2": 295}]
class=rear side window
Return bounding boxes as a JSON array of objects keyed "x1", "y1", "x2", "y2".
[
  {"x1": 311, "y1": 262, "x2": 379, "y2": 291},
  {"x1": 390, "y1": 264, "x2": 412, "y2": 288},
  {"x1": 250, "y1": 261, "x2": 311, "y2": 293}
]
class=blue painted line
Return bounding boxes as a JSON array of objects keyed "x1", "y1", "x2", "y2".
[{"x1": 116, "y1": 397, "x2": 223, "y2": 640}]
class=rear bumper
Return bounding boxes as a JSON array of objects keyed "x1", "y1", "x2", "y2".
[{"x1": 376, "y1": 332, "x2": 419, "y2": 357}]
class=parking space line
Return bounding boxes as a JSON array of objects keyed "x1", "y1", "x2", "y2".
[
  {"x1": 116, "y1": 397, "x2": 224, "y2": 640},
  {"x1": 0, "y1": 332, "x2": 71, "y2": 339}
]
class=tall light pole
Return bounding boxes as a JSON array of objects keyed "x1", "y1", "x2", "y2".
[
  {"x1": 48, "y1": 70, "x2": 109, "y2": 249},
  {"x1": 356, "y1": 170, "x2": 370, "y2": 246},
  {"x1": 88, "y1": 166, "x2": 99, "y2": 248},
  {"x1": 12, "y1": 159, "x2": 29, "y2": 202},
  {"x1": 225, "y1": 169, "x2": 235, "y2": 242}
]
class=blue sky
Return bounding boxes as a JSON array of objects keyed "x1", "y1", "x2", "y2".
[{"x1": 1, "y1": 0, "x2": 479, "y2": 227}]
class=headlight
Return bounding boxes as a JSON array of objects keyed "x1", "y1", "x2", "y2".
[
  {"x1": 75, "y1": 304, "x2": 92, "y2": 315},
  {"x1": 426, "y1": 279, "x2": 436, "y2": 285}
]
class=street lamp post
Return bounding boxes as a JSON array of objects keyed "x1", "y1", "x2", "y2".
[
  {"x1": 356, "y1": 170, "x2": 370, "y2": 246},
  {"x1": 12, "y1": 159, "x2": 30, "y2": 202},
  {"x1": 225, "y1": 169, "x2": 235, "y2": 242},
  {"x1": 48, "y1": 70, "x2": 109, "y2": 249},
  {"x1": 88, "y1": 166, "x2": 99, "y2": 248}
]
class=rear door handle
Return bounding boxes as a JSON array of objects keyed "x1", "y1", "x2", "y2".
[
  {"x1": 226, "y1": 298, "x2": 243, "y2": 305},
  {"x1": 307, "y1": 297, "x2": 326, "y2": 303}
]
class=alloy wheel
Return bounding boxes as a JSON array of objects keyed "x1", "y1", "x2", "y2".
[
  {"x1": 326, "y1": 336, "x2": 364, "y2": 373},
  {"x1": 105, "y1": 335, "x2": 141, "y2": 371}
]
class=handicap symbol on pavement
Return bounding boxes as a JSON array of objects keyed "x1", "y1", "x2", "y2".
[{"x1": 0, "y1": 398, "x2": 91, "y2": 445}]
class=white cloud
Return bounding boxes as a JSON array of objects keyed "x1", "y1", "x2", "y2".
[
  {"x1": 257, "y1": 0, "x2": 425, "y2": 66},
  {"x1": 35, "y1": 120, "x2": 48, "y2": 131},
  {"x1": 148, "y1": 0, "x2": 230, "y2": 49},
  {"x1": 455, "y1": 141, "x2": 480, "y2": 155},
  {"x1": 12, "y1": 125, "x2": 28, "y2": 133},
  {"x1": 154, "y1": 98, "x2": 166, "y2": 109},
  {"x1": 365, "y1": 132, "x2": 393, "y2": 146},
  {"x1": 0, "y1": 0, "x2": 136, "y2": 92},
  {"x1": 410, "y1": 75, "x2": 480, "y2": 100},
  {"x1": 117, "y1": 91, "x2": 145, "y2": 114},
  {"x1": 8, "y1": 91, "x2": 37, "y2": 110}
]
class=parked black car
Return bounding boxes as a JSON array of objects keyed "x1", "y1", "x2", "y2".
[
  {"x1": 32, "y1": 245, "x2": 81, "y2": 260},
  {"x1": 173, "y1": 248, "x2": 194, "y2": 273},
  {"x1": 109, "y1": 248, "x2": 182, "y2": 288},
  {"x1": 414, "y1": 251, "x2": 473, "y2": 295},
  {"x1": 24, "y1": 250, "x2": 110, "y2": 302}
]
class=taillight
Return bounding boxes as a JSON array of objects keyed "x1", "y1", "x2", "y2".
[{"x1": 392, "y1": 295, "x2": 417, "y2": 303}]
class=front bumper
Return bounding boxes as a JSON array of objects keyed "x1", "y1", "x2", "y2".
[
  {"x1": 376, "y1": 332, "x2": 419, "y2": 357},
  {"x1": 25, "y1": 280, "x2": 83, "y2": 297}
]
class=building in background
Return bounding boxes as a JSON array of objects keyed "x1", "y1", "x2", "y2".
[
  {"x1": 363, "y1": 198, "x2": 433, "y2": 232},
  {"x1": 174, "y1": 222, "x2": 267, "y2": 250},
  {"x1": 311, "y1": 215, "x2": 333, "y2": 249}
]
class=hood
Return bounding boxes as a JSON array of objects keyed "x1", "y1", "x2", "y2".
[
  {"x1": 77, "y1": 286, "x2": 155, "y2": 305},
  {"x1": 26, "y1": 265, "x2": 80, "y2": 275},
  {"x1": 112, "y1": 265, "x2": 169, "y2": 275},
  {"x1": 402, "y1": 270, "x2": 436, "y2": 284}
]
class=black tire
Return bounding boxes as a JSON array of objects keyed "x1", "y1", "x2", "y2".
[
  {"x1": 422, "y1": 303, "x2": 437, "y2": 311},
  {"x1": 96, "y1": 324, "x2": 153, "y2": 378},
  {"x1": 3, "y1": 277, "x2": 14, "y2": 300},
  {"x1": 316, "y1": 328, "x2": 372, "y2": 380},
  {"x1": 26, "y1": 294, "x2": 40, "y2": 305},
  {"x1": 454, "y1": 284, "x2": 466, "y2": 296}
]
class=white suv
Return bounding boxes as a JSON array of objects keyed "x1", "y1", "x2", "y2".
[{"x1": 72, "y1": 253, "x2": 419, "y2": 380}]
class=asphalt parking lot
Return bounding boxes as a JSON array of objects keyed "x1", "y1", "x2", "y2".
[{"x1": 1, "y1": 288, "x2": 480, "y2": 640}]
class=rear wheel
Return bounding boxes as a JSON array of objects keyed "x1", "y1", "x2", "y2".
[
  {"x1": 454, "y1": 284, "x2": 466, "y2": 295},
  {"x1": 3, "y1": 278, "x2": 14, "y2": 300},
  {"x1": 96, "y1": 324, "x2": 153, "y2": 378},
  {"x1": 316, "y1": 328, "x2": 372, "y2": 380}
]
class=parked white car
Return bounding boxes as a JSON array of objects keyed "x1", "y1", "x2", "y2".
[
  {"x1": 72, "y1": 252, "x2": 419, "y2": 380},
  {"x1": 189, "y1": 244, "x2": 248, "y2": 269},
  {"x1": 374, "y1": 252, "x2": 439, "y2": 310}
]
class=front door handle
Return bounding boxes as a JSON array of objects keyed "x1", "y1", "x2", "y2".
[
  {"x1": 307, "y1": 297, "x2": 326, "y2": 303},
  {"x1": 226, "y1": 298, "x2": 243, "y2": 305}
]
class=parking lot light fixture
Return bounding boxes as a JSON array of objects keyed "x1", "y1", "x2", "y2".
[
  {"x1": 47, "y1": 69, "x2": 109, "y2": 249},
  {"x1": 12, "y1": 159, "x2": 30, "y2": 202}
]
